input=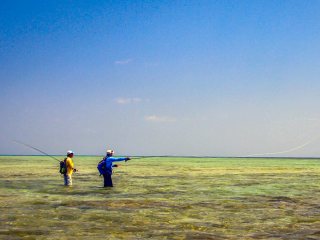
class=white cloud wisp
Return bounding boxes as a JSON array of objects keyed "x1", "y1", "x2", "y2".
[
  {"x1": 114, "y1": 59, "x2": 132, "y2": 65},
  {"x1": 115, "y1": 97, "x2": 142, "y2": 104},
  {"x1": 145, "y1": 115, "x2": 177, "y2": 123}
]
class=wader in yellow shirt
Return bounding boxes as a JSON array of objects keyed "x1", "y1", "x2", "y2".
[{"x1": 64, "y1": 156, "x2": 75, "y2": 186}]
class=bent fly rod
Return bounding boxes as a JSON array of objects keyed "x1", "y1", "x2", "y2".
[{"x1": 13, "y1": 140, "x2": 61, "y2": 162}]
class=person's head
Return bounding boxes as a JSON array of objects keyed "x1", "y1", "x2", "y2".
[
  {"x1": 106, "y1": 149, "x2": 114, "y2": 157},
  {"x1": 67, "y1": 150, "x2": 74, "y2": 158}
]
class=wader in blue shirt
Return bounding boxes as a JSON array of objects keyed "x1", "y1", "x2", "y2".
[{"x1": 103, "y1": 156, "x2": 128, "y2": 187}]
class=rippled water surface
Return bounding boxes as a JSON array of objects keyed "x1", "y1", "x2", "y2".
[{"x1": 1, "y1": 156, "x2": 320, "y2": 239}]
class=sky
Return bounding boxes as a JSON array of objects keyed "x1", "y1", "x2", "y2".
[{"x1": 1, "y1": 0, "x2": 320, "y2": 157}]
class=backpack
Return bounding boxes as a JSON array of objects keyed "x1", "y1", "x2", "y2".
[
  {"x1": 59, "y1": 158, "x2": 67, "y2": 174},
  {"x1": 97, "y1": 157, "x2": 107, "y2": 175}
]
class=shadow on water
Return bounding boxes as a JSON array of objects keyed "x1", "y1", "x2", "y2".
[{"x1": 0, "y1": 229, "x2": 50, "y2": 237}]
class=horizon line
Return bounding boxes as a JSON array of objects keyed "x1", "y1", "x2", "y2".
[{"x1": 0, "y1": 154, "x2": 319, "y2": 159}]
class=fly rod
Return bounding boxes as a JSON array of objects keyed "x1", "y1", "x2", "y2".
[{"x1": 13, "y1": 140, "x2": 61, "y2": 162}]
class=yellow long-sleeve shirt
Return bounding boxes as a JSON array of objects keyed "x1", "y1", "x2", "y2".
[{"x1": 65, "y1": 157, "x2": 74, "y2": 175}]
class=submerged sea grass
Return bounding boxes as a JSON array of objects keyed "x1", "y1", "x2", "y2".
[{"x1": 1, "y1": 156, "x2": 320, "y2": 239}]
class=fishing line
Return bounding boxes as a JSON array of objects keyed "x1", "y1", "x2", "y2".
[
  {"x1": 129, "y1": 156, "x2": 170, "y2": 160},
  {"x1": 13, "y1": 140, "x2": 61, "y2": 162},
  {"x1": 242, "y1": 136, "x2": 320, "y2": 157}
]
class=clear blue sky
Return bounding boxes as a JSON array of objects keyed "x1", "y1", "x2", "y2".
[{"x1": 1, "y1": 0, "x2": 320, "y2": 156}]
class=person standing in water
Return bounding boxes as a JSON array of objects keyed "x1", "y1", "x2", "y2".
[
  {"x1": 97, "y1": 149, "x2": 130, "y2": 187},
  {"x1": 64, "y1": 150, "x2": 77, "y2": 186}
]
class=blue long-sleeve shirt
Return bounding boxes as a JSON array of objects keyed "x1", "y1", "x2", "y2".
[{"x1": 105, "y1": 156, "x2": 127, "y2": 174}]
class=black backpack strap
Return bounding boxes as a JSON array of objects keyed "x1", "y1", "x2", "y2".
[{"x1": 98, "y1": 157, "x2": 106, "y2": 164}]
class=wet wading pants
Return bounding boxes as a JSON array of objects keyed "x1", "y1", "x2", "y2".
[
  {"x1": 103, "y1": 173, "x2": 113, "y2": 187},
  {"x1": 64, "y1": 174, "x2": 72, "y2": 186}
]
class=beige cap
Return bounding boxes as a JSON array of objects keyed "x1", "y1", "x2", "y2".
[{"x1": 106, "y1": 149, "x2": 114, "y2": 154}]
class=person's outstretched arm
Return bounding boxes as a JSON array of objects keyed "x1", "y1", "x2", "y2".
[{"x1": 108, "y1": 157, "x2": 130, "y2": 162}]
